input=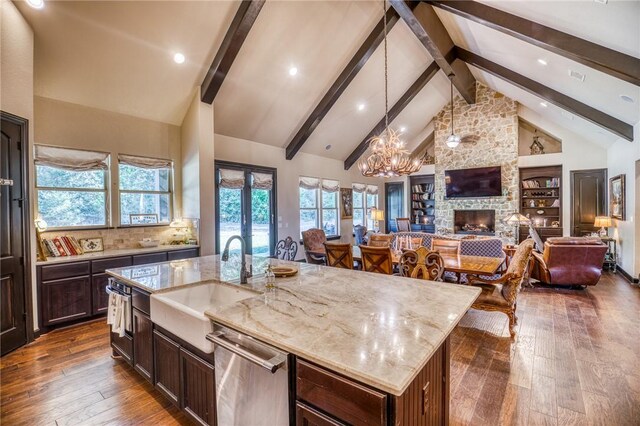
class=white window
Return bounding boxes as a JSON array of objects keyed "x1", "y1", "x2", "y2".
[
  {"x1": 366, "y1": 185, "x2": 379, "y2": 229},
  {"x1": 119, "y1": 155, "x2": 173, "y2": 225},
  {"x1": 352, "y1": 183, "x2": 367, "y2": 228},
  {"x1": 35, "y1": 145, "x2": 109, "y2": 229},
  {"x1": 299, "y1": 177, "x2": 340, "y2": 237}
]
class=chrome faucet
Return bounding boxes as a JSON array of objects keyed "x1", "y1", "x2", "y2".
[{"x1": 221, "y1": 235, "x2": 252, "y2": 284}]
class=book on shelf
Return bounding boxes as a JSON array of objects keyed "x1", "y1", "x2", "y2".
[
  {"x1": 43, "y1": 236, "x2": 85, "y2": 257},
  {"x1": 411, "y1": 183, "x2": 434, "y2": 193},
  {"x1": 523, "y1": 177, "x2": 560, "y2": 188}
]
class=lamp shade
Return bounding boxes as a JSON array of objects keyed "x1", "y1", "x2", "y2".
[
  {"x1": 503, "y1": 212, "x2": 531, "y2": 225},
  {"x1": 594, "y1": 216, "x2": 612, "y2": 228},
  {"x1": 371, "y1": 208, "x2": 385, "y2": 221}
]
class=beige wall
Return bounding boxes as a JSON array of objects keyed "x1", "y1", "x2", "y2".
[
  {"x1": 214, "y1": 133, "x2": 382, "y2": 259},
  {"x1": 34, "y1": 96, "x2": 183, "y2": 224},
  {"x1": 1, "y1": 0, "x2": 37, "y2": 329}
]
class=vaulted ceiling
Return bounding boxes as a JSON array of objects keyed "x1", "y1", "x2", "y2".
[{"x1": 17, "y1": 0, "x2": 640, "y2": 165}]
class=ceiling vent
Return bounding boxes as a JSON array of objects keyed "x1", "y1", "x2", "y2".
[
  {"x1": 594, "y1": 0, "x2": 608, "y2": 4},
  {"x1": 568, "y1": 69, "x2": 586, "y2": 82}
]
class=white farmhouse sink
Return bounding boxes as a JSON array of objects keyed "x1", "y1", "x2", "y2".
[{"x1": 150, "y1": 283, "x2": 257, "y2": 353}]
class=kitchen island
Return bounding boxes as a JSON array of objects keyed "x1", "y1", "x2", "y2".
[{"x1": 106, "y1": 254, "x2": 480, "y2": 425}]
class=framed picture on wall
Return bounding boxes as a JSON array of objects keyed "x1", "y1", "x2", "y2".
[
  {"x1": 340, "y1": 188, "x2": 353, "y2": 219},
  {"x1": 609, "y1": 174, "x2": 626, "y2": 220},
  {"x1": 130, "y1": 214, "x2": 159, "y2": 225}
]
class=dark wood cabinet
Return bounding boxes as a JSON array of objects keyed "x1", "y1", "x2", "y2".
[
  {"x1": 40, "y1": 276, "x2": 91, "y2": 326},
  {"x1": 296, "y1": 402, "x2": 345, "y2": 426},
  {"x1": 154, "y1": 330, "x2": 181, "y2": 406},
  {"x1": 181, "y1": 347, "x2": 216, "y2": 426},
  {"x1": 133, "y1": 308, "x2": 154, "y2": 383},
  {"x1": 91, "y1": 273, "x2": 110, "y2": 315},
  {"x1": 410, "y1": 174, "x2": 436, "y2": 233},
  {"x1": 519, "y1": 165, "x2": 563, "y2": 242},
  {"x1": 111, "y1": 331, "x2": 133, "y2": 365},
  {"x1": 168, "y1": 248, "x2": 199, "y2": 261},
  {"x1": 133, "y1": 252, "x2": 168, "y2": 265},
  {"x1": 40, "y1": 261, "x2": 90, "y2": 281}
]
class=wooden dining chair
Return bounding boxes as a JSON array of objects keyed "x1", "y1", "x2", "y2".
[
  {"x1": 367, "y1": 233, "x2": 393, "y2": 248},
  {"x1": 399, "y1": 247, "x2": 445, "y2": 281},
  {"x1": 324, "y1": 243, "x2": 354, "y2": 269},
  {"x1": 358, "y1": 245, "x2": 393, "y2": 275},
  {"x1": 275, "y1": 236, "x2": 298, "y2": 261},
  {"x1": 431, "y1": 239, "x2": 461, "y2": 255},
  {"x1": 395, "y1": 218, "x2": 411, "y2": 232}
]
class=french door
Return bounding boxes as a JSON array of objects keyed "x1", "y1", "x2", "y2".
[{"x1": 215, "y1": 161, "x2": 277, "y2": 257}]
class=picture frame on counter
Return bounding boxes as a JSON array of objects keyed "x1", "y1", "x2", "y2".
[
  {"x1": 79, "y1": 237, "x2": 104, "y2": 253},
  {"x1": 130, "y1": 213, "x2": 159, "y2": 225}
]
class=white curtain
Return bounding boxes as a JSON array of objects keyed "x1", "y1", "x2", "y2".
[
  {"x1": 219, "y1": 169, "x2": 245, "y2": 189},
  {"x1": 321, "y1": 179, "x2": 340, "y2": 192},
  {"x1": 366, "y1": 185, "x2": 379, "y2": 195},
  {"x1": 35, "y1": 145, "x2": 109, "y2": 171},
  {"x1": 352, "y1": 183, "x2": 367, "y2": 193},
  {"x1": 119, "y1": 154, "x2": 172, "y2": 169},
  {"x1": 299, "y1": 176, "x2": 320, "y2": 190},
  {"x1": 251, "y1": 172, "x2": 273, "y2": 190}
]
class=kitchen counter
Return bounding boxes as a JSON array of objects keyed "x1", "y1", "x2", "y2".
[
  {"x1": 107, "y1": 254, "x2": 480, "y2": 396},
  {"x1": 36, "y1": 244, "x2": 199, "y2": 265}
]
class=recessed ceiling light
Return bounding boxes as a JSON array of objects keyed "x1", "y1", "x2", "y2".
[
  {"x1": 540, "y1": 102, "x2": 548, "y2": 108},
  {"x1": 27, "y1": 0, "x2": 44, "y2": 9},
  {"x1": 568, "y1": 69, "x2": 586, "y2": 82},
  {"x1": 289, "y1": 66, "x2": 298, "y2": 76},
  {"x1": 357, "y1": 103, "x2": 366, "y2": 111},
  {"x1": 173, "y1": 53, "x2": 185, "y2": 64},
  {"x1": 620, "y1": 94, "x2": 635, "y2": 103},
  {"x1": 325, "y1": 144, "x2": 332, "y2": 150},
  {"x1": 537, "y1": 59, "x2": 548, "y2": 66},
  {"x1": 399, "y1": 126, "x2": 407, "y2": 132},
  {"x1": 594, "y1": 0, "x2": 608, "y2": 4},
  {"x1": 561, "y1": 111, "x2": 574, "y2": 120}
]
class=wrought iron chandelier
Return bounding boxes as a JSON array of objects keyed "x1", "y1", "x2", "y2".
[{"x1": 358, "y1": 0, "x2": 422, "y2": 178}]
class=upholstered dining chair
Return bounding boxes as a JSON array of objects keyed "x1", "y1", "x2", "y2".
[
  {"x1": 301, "y1": 228, "x2": 327, "y2": 264},
  {"x1": 359, "y1": 245, "x2": 393, "y2": 275},
  {"x1": 466, "y1": 239, "x2": 535, "y2": 338},
  {"x1": 399, "y1": 247, "x2": 445, "y2": 281},
  {"x1": 353, "y1": 225, "x2": 368, "y2": 245},
  {"x1": 431, "y1": 239, "x2": 461, "y2": 255},
  {"x1": 275, "y1": 236, "x2": 298, "y2": 261},
  {"x1": 324, "y1": 243, "x2": 354, "y2": 269},
  {"x1": 367, "y1": 233, "x2": 393, "y2": 248},
  {"x1": 395, "y1": 218, "x2": 412, "y2": 232}
]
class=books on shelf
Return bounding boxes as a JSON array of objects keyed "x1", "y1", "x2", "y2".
[
  {"x1": 522, "y1": 178, "x2": 560, "y2": 188},
  {"x1": 411, "y1": 183, "x2": 434, "y2": 193},
  {"x1": 42, "y1": 236, "x2": 85, "y2": 257}
]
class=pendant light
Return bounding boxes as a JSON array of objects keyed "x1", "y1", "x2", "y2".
[{"x1": 446, "y1": 75, "x2": 461, "y2": 148}]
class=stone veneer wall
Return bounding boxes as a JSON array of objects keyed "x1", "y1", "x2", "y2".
[{"x1": 434, "y1": 83, "x2": 519, "y2": 243}]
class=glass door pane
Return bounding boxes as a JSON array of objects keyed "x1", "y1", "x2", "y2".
[
  {"x1": 218, "y1": 187, "x2": 243, "y2": 255},
  {"x1": 251, "y1": 187, "x2": 271, "y2": 256}
]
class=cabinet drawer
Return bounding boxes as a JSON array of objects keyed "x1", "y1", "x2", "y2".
[
  {"x1": 40, "y1": 261, "x2": 90, "y2": 281},
  {"x1": 167, "y1": 248, "x2": 199, "y2": 261},
  {"x1": 296, "y1": 360, "x2": 387, "y2": 426},
  {"x1": 133, "y1": 252, "x2": 167, "y2": 265},
  {"x1": 40, "y1": 276, "x2": 92, "y2": 326},
  {"x1": 296, "y1": 402, "x2": 345, "y2": 426},
  {"x1": 111, "y1": 332, "x2": 133, "y2": 365},
  {"x1": 92, "y1": 256, "x2": 132, "y2": 274},
  {"x1": 132, "y1": 288, "x2": 151, "y2": 315}
]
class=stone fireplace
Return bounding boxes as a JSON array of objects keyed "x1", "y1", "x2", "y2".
[{"x1": 454, "y1": 210, "x2": 496, "y2": 236}]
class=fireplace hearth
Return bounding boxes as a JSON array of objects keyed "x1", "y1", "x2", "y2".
[{"x1": 454, "y1": 210, "x2": 496, "y2": 236}]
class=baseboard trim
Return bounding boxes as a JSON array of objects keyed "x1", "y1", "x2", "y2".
[{"x1": 617, "y1": 265, "x2": 639, "y2": 283}]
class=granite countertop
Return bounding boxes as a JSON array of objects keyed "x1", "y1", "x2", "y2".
[{"x1": 36, "y1": 244, "x2": 199, "y2": 265}]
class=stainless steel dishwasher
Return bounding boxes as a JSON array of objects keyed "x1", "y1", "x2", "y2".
[{"x1": 206, "y1": 322, "x2": 290, "y2": 426}]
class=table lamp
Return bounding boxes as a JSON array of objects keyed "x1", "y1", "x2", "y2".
[
  {"x1": 370, "y1": 208, "x2": 385, "y2": 232},
  {"x1": 35, "y1": 218, "x2": 48, "y2": 261},
  {"x1": 594, "y1": 216, "x2": 611, "y2": 237},
  {"x1": 503, "y1": 212, "x2": 531, "y2": 244}
]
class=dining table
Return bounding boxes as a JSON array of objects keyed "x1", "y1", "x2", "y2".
[{"x1": 309, "y1": 245, "x2": 504, "y2": 277}]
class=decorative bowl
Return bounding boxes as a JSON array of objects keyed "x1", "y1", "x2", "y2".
[
  {"x1": 139, "y1": 240, "x2": 160, "y2": 248},
  {"x1": 271, "y1": 266, "x2": 298, "y2": 277}
]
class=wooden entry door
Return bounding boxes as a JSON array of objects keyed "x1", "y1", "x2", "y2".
[
  {"x1": 1, "y1": 113, "x2": 30, "y2": 355},
  {"x1": 571, "y1": 169, "x2": 607, "y2": 236}
]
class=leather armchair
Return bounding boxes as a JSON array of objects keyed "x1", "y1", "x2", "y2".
[{"x1": 530, "y1": 237, "x2": 608, "y2": 286}]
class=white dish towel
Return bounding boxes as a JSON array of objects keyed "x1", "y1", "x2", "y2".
[{"x1": 106, "y1": 292, "x2": 129, "y2": 337}]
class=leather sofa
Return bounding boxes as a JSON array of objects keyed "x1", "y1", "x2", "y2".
[{"x1": 530, "y1": 237, "x2": 608, "y2": 286}]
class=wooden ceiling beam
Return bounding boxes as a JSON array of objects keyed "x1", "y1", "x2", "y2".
[
  {"x1": 427, "y1": 0, "x2": 640, "y2": 86},
  {"x1": 285, "y1": 7, "x2": 405, "y2": 160},
  {"x1": 456, "y1": 48, "x2": 634, "y2": 141},
  {"x1": 344, "y1": 62, "x2": 440, "y2": 170},
  {"x1": 200, "y1": 0, "x2": 265, "y2": 104},
  {"x1": 389, "y1": 0, "x2": 476, "y2": 104}
]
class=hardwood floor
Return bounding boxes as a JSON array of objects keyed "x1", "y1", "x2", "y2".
[{"x1": 1, "y1": 272, "x2": 638, "y2": 425}]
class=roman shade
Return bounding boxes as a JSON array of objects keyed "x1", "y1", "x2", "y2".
[
  {"x1": 321, "y1": 179, "x2": 340, "y2": 192},
  {"x1": 299, "y1": 176, "x2": 320, "y2": 190},
  {"x1": 352, "y1": 183, "x2": 367, "y2": 193},
  {"x1": 219, "y1": 169, "x2": 245, "y2": 189},
  {"x1": 119, "y1": 154, "x2": 172, "y2": 169},
  {"x1": 251, "y1": 172, "x2": 273, "y2": 190},
  {"x1": 35, "y1": 145, "x2": 109, "y2": 171},
  {"x1": 366, "y1": 185, "x2": 379, "y2": 195}
]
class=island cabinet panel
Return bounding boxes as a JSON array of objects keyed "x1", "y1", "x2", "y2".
[
  {"x1": 40, "y1": 276, "x2": 91, "y2": 326},
  {"x1": 153, "y1": 330, "x2": 181, "y2": 406},
  {"x1": 296, "y1": 359, "x2": 387, "y2": 426},
  {"x1": 132, "y1": 308, "x2": 154, "y2": 384},
  {"x1": 180, "y1": 347, "x2": 216, "y2": 426},
  {"x1": 296, "y1": 402, "x2": 345, "y2": 426},
  {"x1": 393, "y1": 338, "x2": 449, "y2": 426},
  {"x1": 110, "y1": 331, "x2": 133, "y2": 365}
]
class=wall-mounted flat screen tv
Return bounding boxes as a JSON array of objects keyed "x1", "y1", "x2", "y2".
[{"x1": 445, "y1": 166, "x2": 502, "y2": 198}]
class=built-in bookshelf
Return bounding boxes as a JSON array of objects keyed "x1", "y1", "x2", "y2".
[
  {"x1": 409, "y1": 174, "x2": 435, "y2": 233},
  {"x1": 519, "y1": 165, "x2": 563, "y2": 242}
]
